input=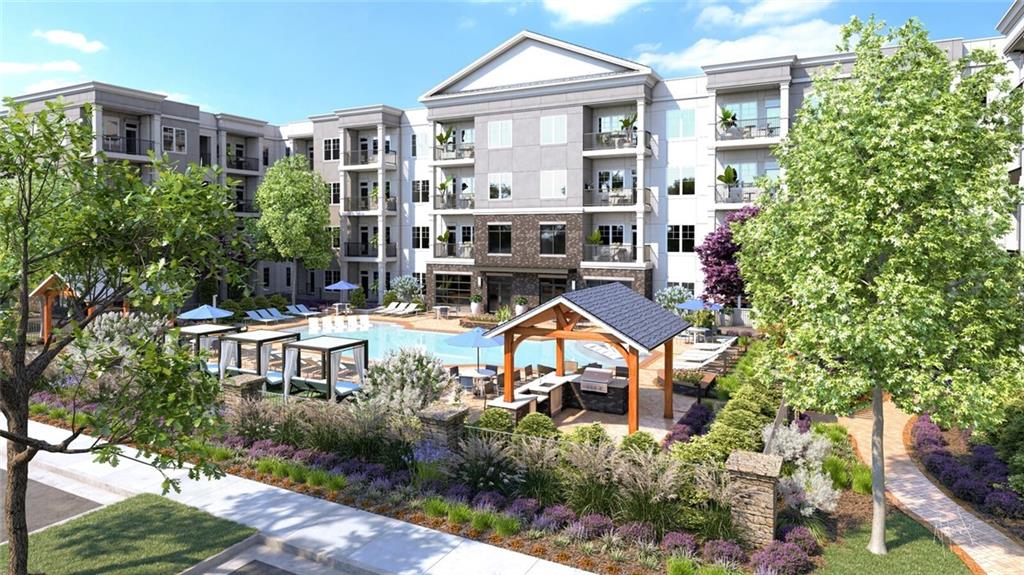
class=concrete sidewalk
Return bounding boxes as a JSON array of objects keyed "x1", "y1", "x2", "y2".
[{"x1": 7, "y1": 418, "x2": 591, "y2": 575}]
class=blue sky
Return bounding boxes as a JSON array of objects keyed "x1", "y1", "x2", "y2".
[{"x1": 0, "y1": 1, "x2": 1013, "y2": 124}]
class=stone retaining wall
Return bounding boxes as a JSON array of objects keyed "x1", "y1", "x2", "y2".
[{"x1": 725, "y1": 450, "x2": 783, "y2": 548}]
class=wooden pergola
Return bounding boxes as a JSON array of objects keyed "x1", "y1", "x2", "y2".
[
  {"x1": 29, "y1": 273, "x2": 73, "y2": 343},
  {"x1": 484, "y1": 283, "x2": 690, "y2": 434}
]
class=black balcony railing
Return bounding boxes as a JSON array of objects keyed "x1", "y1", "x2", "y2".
[
  {"x1": 717, "y1": 117, "x2": 781, "y2": 140},
  {"x1": 434, "y1": 243, "x2": 474, "y2": 258},
  {"x1": 343, "y1": 150, "x2": 398, "y2": 167},
  {"x1": 102, "y1": 136, "x2": 154, "y2": 156},
  {"x1": 715, "y1": 183, "x2": 765, "y2": 203},
  {"x1": 434, "y1": 194, "x2": 475, "y2": 210},
  {"x1": 342, "y1": 195, "x2": 397, "y2": 212},
  {"x1": 432, "y1": 144, "x2": 475, "y2": 161},
  {"x1": 583, "y1": 187, "x2": 638, "y2": 207},
  {"x1": 344, "y1": 242, "x2": 397, "y2": 258},
  {"x1": 583, "y1": 244, "x2": 637, "y2": 263},
  {"x1": 226, "y1": 156, "x2": 260, "y2": 171},
  {"x1": 582, "y1": 130, "x2": 652, "y2": 152}
]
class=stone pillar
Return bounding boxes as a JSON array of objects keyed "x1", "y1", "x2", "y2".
[
  {"x1": 417, "y1": 404, "x2": 469, "y2": 451},
  {"x1": 221, "y1": 374, "x2": 265, "y2": 410},
  {"x1": 725, "y1": 450, "x2": 783, "y2": 548}
]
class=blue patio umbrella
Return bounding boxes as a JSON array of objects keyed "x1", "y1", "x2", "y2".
[
  {"x1": 324, "y1": 279, "x2": 360, "y2": 305},
  {"x1": 178, "y1": 304, "x2": 233, "y2": 322},
  {"x1": 445, "y1": 327, "x2": 504, "y2": 369},
  {"x1": 675, "y1": 299, "x2": 708, "y2": 312},
  {"x1": 707, "y1": 303, "x2": 724, "y2": 312}
]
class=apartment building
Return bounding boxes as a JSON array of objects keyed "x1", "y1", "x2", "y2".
[{"x1": 10, "y1": 26, "x2": 1023, "y2": 313}]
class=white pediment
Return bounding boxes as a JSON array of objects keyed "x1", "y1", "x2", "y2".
[{"x1": 423, "y1": 32, "x2": 650, "y2": 100}]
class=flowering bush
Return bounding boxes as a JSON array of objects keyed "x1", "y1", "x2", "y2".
[
  {"x1": 782, "y1": 525, "x2": 820, "y2": 555},
  {"x1": 763, "y1": 422, "x2": 832, "y2": 471},
  {"x1": 702, "y1": 539, "x2": 746, "y2": 567},
  {"x1": 662, "y1": 403, "x2": 716, "y2": 451},
  {"x1": 573, "y1": 514, "x2": 614, "y2": 540},
  {"x1": 506, "y1": 498, "x2": 540, "y2": 520},
  {"x1": 751, "y1": 541, "x2": 813, "y2": 575},
  {"x1": 615, "y1": 521, "x2": 655, "y2": 544},
  {"x1": 534, "y1": 505, "x2": 576, "y2": 531},
  {"x1": 778, "y1": 468, "x2": 840, "y2": 517},
  {"x1": 660, "y1": 531, "x2": 698, "y2": 557},
  {"x1": 984, "y1": 490, "x2": 1024, "y2": 518},
  {"x1": 472, "y1": 491, "x2": 507, "y2": 511}
]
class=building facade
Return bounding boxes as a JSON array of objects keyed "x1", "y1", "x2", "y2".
[{"x1": 11, "y1": 27, "x2": 1023, "y2": 312}]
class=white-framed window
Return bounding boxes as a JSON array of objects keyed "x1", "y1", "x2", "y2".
[
  {"x1": 667, "y1": 165, "x2": 695, "y2": 196},
  {"x1": 461, "y1": 225, "x2": 474, "y2": 244},
  {"x1": 330, "y1": 182, "x2": 341, "y2": 204},
  {"x1": 540, "y1": 115, "x2": 567, "y2": 145},
  {"x1": 667, "y1": 109, "x2": 695, "y2": 139},
  {"x1": 162, "y1": 126, "x2": 187, "y2": 154},
  {"x1": 412, "y1": 226, "x2": 430, "y2": 249},
  {"x1": 598, "y1": 114, "x2": 625, "y2": 133},
  {"x1": 410, "y1": 134, "x2": 417, "y2": 157},
  {"x1": 725, "y1": 101, "x2": 757, "y2": 122},
  {"x1": 539, "y1": 170, "x2": 567, "y2": 199},
  {"x1": 667, "y1": 225, "x2": 695, "y2": 253},
  {"x1": 323, "y1": 138, "x2": 340, "y2": 161},
  {"x1": 487, "y1": 120, "x2": 512, "y2": 148},
  {"x1": 323, "y1": 270, "x2": 341, "y2": 288},
  {"x1": 597, "y1": 224, "x2": 624, "y2": 245},
  {"x1": 412, "y1": 180, "x2": 430, "y2": 203},
  {"x1": 461, "y1": 176, "x2": 475, "y2": 196},
  {"x1": 668, "y1": 281, "x2": 695, "y2": 294},
  {"x1": 413, "y1": 272, "x2": 426, "y2": 288},
  {"x1": 488, "y1": 172, "x2": 512, "y2": 200},
  {"x1": 734, "y1": 162, "x2": 759, "y2": 185}
]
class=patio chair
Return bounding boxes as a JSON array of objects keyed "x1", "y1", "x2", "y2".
[
  {"x1": 296, "y1": 304, "x2": 322, "y2": 316},
  {"x1": 378, "y1": 302, "x2": 408, "y2": 316},
  {"x1": 537, "y1": 364, "x2": 555, "y2": 376},
  {"x1": 523, "y1": 365, "x2": 535, "y2": 381},
  {"x1": 330, "y1": 316, "x2": 347, "y2": 332},
  {"x1": 385, "y1": 302, "x2": 415, "y2": 316},
  {"x1": 370, "y1": 302, "x2": 401, "y2": 314},
  {"x1": 393, "y1": 302, "x2": 420, "y2": 316},
  {"x1": 245, "y1": 310, "x2": 275, "y2": 325},
  {"x1": 308, "y1": 317, "x2": 321, "y2": 333},
  {"x1": 267, "y1": 308, "x2": 295, "y2": 321},
  {"x1": 287, "y1": 305, "x2": 320, "y2": 318},
  {"x1": 255, "y1": 309, "x2": 278, "y2": 322}
]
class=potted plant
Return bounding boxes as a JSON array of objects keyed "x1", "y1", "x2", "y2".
[
  {"x1": 717, "y1": 165, "x2": 740, "y2": 199},
  {"x1": 619, "y1": 113, "x2": 638, "y2": 147},
  {"x1": 586, "y1": 230, "x2": 603, "y2": 245},
  {"x1": 369, "y1": 234, "x2": 380, "y2": 249},
  {"x1": 514, "y1": 296, "x2": 528, "y2": 316},
  {"x1": 435, "y1": 126, "x2": 455, "y2": 158},
  {"x1": 469, "y1": 294, "x2": 483, "y2": 316},
  {"x1": 718, "y1": 108, "x2": 738, "y2": 132}
]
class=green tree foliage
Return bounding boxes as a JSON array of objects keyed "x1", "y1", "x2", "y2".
[
  {"x1": 735, "y1": 18, "x2": 1024, "y2": 554},
  {"x1": 0, "y1": 98, "x2": 242, "y2": 574},
  {"x1": 253, "y1": 154, "x2": 332, "y2": 302}
]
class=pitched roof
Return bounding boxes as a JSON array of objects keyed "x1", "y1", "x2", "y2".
[{"x1": 484, "y1": 283, "x2": 689, "y2": 353}]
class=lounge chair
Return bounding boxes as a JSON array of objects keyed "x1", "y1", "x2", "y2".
[
  {"x1": 391, "y1": 303, "x2": 419, "y2": 316},
  {"x1": 245, "y1": 310, "x2": 275, "y2": 325},
  {"x1": 255, "y1": 309, "x2": 278, "y2": 322},
  {"x1": 267, "y1": 308, "x2": 295, "y2": 321},
  {"x1": 288, "y1": 305, "x2": 320, "y2": 318},
  {"x1": 296, "y1": 304, "x2": 322, "y2": 316},
  {"x1": 370, "y1": 302, "x2": 401, "y2": 314},
  {"x1": 308, "y1": 317, "x2": 321, "y2": 333},
  {"x1": 380, "y1": 302, "x2": 412, "y2": 316}
]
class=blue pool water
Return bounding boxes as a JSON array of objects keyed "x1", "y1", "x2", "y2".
[{"x1": 288, "y1": 323, "x2": 623, "y2": 367}]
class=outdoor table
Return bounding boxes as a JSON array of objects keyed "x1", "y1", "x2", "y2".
[
  {"x1": 462, "y1": 367, "x2": 495, "y2": 379},
  {"x1": 684, "y1": 326, "x2": 709, "y2": 343},
  {"x1": 332, "y1": 302, "x2": 351, "y2": 316},
  {"x1": 433, "y1": 305, "x2": 450, "y2": 319}
]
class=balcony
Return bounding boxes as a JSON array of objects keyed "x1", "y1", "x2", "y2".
[
  {"x1": 715, "y1": 183, "x2": 765, "y2": 205},
  {"x1": 716, "y1": 117, "x2": 781, "y2": 141},
  {"x1": 432, "y1": 144, "x2": 475, "y2": 162},
  {"x1": 434, "y1": 194, "x2": 475, "y2": 210},
  {"x1": 583, "y1": 187, "x2": 653, "y2": 209},
  {"x1": 434, "y1": 243, "x2": 474, "y2": 259},
  {"x1": 583, "y1": 244, "x2": 637, "y2": 263},
  {"x1": 342, "y1": 195, "x2": 397, "y2": 212},
  {"x1": 344, "y1": 242, "x2": 397, "y2": 258},
  {"x1": 583, "y1": 130, "x2": 652, "y2": 153},
  {"x1": 342, "y1": 150, "x2": 397, "y2": 169},
  {"x1": 101, "y1": 136, "x2": 154, "y2": 156},
  {"x1": 225, "y1": 156, "x2": 260, "y2": 171}
]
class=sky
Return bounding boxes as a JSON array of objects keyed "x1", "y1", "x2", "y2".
[{"x1": 0, "y1": 0, "x2": 1015, "y2": 125}]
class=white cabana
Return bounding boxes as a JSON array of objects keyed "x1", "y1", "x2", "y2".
[
  {"x1": 281, "y1": 336, "x2": 368, "y2": 401},
  {"x1": 219, "y1": 329, "x2": 300, "y2": 386},
  {"x1": 179, "y1": 323, "x2": 240, "y2": 374}
]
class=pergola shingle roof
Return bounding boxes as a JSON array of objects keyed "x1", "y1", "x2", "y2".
[{"x1": 485, "y1": 283, "x2": 690, "y2": 353}]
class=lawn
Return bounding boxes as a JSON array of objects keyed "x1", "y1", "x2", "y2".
[
  {"x1": 0, "y1": 494, "x2": 255, "y2": 575},
  {"x1": 817, "y1": 510, "x2": 970, "y2": 575}
]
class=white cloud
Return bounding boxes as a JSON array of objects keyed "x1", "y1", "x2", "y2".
[
  {"x1": 0, "y1": 60, "x2": 82, "y2": 74},
  {"x1": 32, "y1": 29, "x2": 106, "y2": 53},
  {"x1": 21, "y1": 78, "x2": 77, "y2": 94},
  {"x1": 698, "y1": 0, "x2": 834, "y2": 28},
  {"x1": 458, "y1": 16, "x2": 477, "y2": 29},
  {"x1": 542, "y1": 0, "x2": 647, "y2": 25},
  {"x1": 636, "y1": 19, "x2": 842, "y2": 72},
  {"x1": 633, "y1": 42, "x2": 662, "y2": 52}
]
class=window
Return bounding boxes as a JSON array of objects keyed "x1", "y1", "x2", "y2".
[
  {"x1": 262, "y1": 148, "x2": 269, "y2": 166},
  {"x1": 323, "y1": 270, "x2": 341, "y2": 288},
  {"x1": 488, "y1": 173, "x2": 512, "y2": 200},
  {"x1": 162, "y1": 126, "x2": 187, "y2": 154},
  {"x1": 488, "y1": 224, "x2": 512, "y2": 254},
  {"x1": 667, "y1": 166, "x2": 695, "y2": 195},
  {"x1": 539, "y1": 224, "x2": 566, "y2": 256},
  {"x1": 598, "y1": 114, "x2": 625, "y2": 133},
  {"x1": 667, "y1": 225, "x2": 695, "y2": 253},
  {"x1": 765, "y1": 97, "x2": 781, "y2": 131},
  {"x1": 667, "y1": 109, "x2": 695, "y2": 139},
  {"x1": 262, "y1": 267, "x2": 270, "y2": 289},
  {"x1": 306, "y1": 271, "x2": 315, "y2": 294},
  {"x1": 597, "y1": 225, "x2": 624, "y2": 245},
  {"x1": 412, "y1": 180, "x2": 430, "y2": 203},
  {"x1": 461, "y1": 128, "x2": 475, "y2": 145},
  {"x1": 413, "y1": 272, "x2": 426, "y2": 288},
  {"x1": 412, "y1": 226, "x2": 430, "y2": 249},
  {"x1": 323, "y1": 138, "x2": 340, "y2": 161},
  {"x1": 668, "y1": 281, "x2": 695, "y2": 295},
  {"x1": 764, "y1": 160, "x2": 780, "y2": 181},
  {"x1": 598, "y1": 170, "x2": 625, "y2": 192},
  {"x1": 734, "y1": 162, "x2": 759, "y2": 185},
  {"x1": 411, "y1": 134, "x2": 417, "y2": 157},
  {"x1": 285, "y1": 266, "x2": 291, "y2": 288},
  {"x1": 487, "y1": 120, "x2": 512, "y2": 148},
  {"x1": 461, "y1": 176, "x2": 475, "y2": 196},
  {"x1": 329, "y1": 226, "x2": 341, "y2": 249},
  {"x1": 461, "y1": 225, "x2": 474, "y2": 244},
  {"x1": 540, "y1": 170, "x2": 567, "y2": 199},
  {"x1": 330, "y1": 182, "x2": 341, "y2": 204},
  {"x1": 540, "y1": 115, "x2": 567, "y2": 145},
  {"x1": 435, "y1": 273, "x2": 471, "y2": 307},
  {"x1": 726, "y1": 101, "x2": 757, "y2": 122},
  {"x1": 539, "y1": 277, "x2": 568, "y2": 304}
]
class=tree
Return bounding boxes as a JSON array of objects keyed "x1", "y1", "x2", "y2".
[
  {"x1": 253, "y1": 154, "x2": 332, "y2": 303},
  {"x1": 735, "y1": 18, "x2": 1024, "y2": 555},
  {"x1": 654, "y1": 285, "x2": 693, "y2": 314},
  {"x1": 0, "y1": 98, "x2": 244, "y2": 574},
  {"x1": 390, "y1": 274, "x2": 422, "y2": 302},
  {"x1": 696, "y1": 205, "x2": 759, "y2": 305}
]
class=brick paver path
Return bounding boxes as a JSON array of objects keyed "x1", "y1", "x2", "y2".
[{"x1": 840, "y1": 402, "x2": 1024, "y2": 575}]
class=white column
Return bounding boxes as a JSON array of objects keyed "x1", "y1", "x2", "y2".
[
  {"x1": 91, "y1": 104, "x2": 103, "y2": 155},
  {"x1": 376, "y1": 122, "x2": 387, "y2": 301},
  {"x1": 217, "y1": 129, "x2": 227, "y2": 186},
  {"x1": 779, "y1": 82, "x2": 791, "y2": 138},
  {"x1": 635, "y1": 98, "x2": 646, "y2": 264},
  {"x1": 150, "y1": 114, "x2": 161, "y2": 159}
]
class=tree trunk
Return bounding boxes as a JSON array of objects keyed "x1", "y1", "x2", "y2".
[
  {"x1": 291, "y1": 259, "x2": 298, "y2": 305},
  {"x1": 867, "y1": 383, "x2": 888, "y2": 555},
  {"x1": 5, "y1": 403, "x2": 34, "y2": 575}
]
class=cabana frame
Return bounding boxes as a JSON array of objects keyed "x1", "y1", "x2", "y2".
[
  {"x1": 281, "y1": 336, "x2": 369, "y2": 401},
  {"x1": 219, "y1": 329, "x2": 300, "y2": 382}
]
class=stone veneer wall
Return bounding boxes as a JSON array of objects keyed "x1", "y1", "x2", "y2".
[
  {"x1": 417, "y1": 404, "x2": 470, "y2": 451},
  {"x1": 473, "y1": 213, "x2": 583, "y2": 269},
  {"x1": 725, "y1": 450, "x2": 783, "y2": 548},
  {"x1": 221, "y1": 374, "x2": 265, "y2": 409}
]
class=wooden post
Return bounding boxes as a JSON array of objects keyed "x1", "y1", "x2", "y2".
[
  {"x1": 663, "y1": 337, "x2": 674, "y2": 419},
  {"x1": 628, "y1": 347, "x2": 639, "y2": 434},
  {"x1": 41, "y1": 293, "x2": 54, "y2": 343},
  {"x1": 503, "y1": 330, "x2": 515, "y2": 402},
  {"x1": 555, "y1": 337, "x2": 565, "y2": 376}
]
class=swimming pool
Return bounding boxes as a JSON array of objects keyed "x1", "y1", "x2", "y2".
[{"x1": 287, "y1": 322, "x2": 623, "y2": 367}]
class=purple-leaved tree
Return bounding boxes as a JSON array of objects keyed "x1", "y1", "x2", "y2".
[{"x1": 696, "y1": 205, "x2": 759, "y2": 305}]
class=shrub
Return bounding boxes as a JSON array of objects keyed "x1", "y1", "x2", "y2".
[
  {"x1": 992, "y1": 398, "x2": 1024, "y2": 462},
  {"x1": 382, "y1": 290, "x2": 398, "y2": 307},
  {"x1": 821, "y1": 455, "x2": 852, "y2": 490},
  {"x1": 390, "y1": 275, "x2": 423, "y2": 302},
  {"x1": 252, "y1": 295, "x2": 270, "y2": 310},
  {"x1": 575, "y1": 514, "x2": 615, "y2": 539},
  {"x1": 472, "y1": 491, "x2": 507, "y2": 511},
  {"x1": 447, "y1": 503, "x2": 473, "y2": 525},
  {"x1": 655, "y1": 285, "x2": 693, "y2": 312},
  {"x1": 448, "y1": 435, "x2": 522, "y2": 494},
  {"x1": 620, "y1": 431, "x2": 660, "y2": 456},
  {"x1": 349, "y1": 287, "x2": 366, "y2": 309},
  {"x1": 666, "y1": 557, "x2": 698, "y2": 575},
  {"x1": 778, "y1": 467, "x2": 840, "y2": 517},
  {"x1": 360, "y1": 348, "x2": 458, "y2": 416},
  {"x1": 476, "y1": 408, "x2": 515, "y2": 433},
  {"x1": 751, "y1": 541, "x2": 813, "y2": 575},
  {"x1": 506, "y1": 498, "x2": 540, "y2": 520},
  {"x1": 782, "y1": 525, "x2": 820, "y2": 555},
  {"x1": 702, "y1": 539, "x2": 746, "y2": 567},
  {"x1": 470, "y1": 510, "x2": 496, "y2": 531},
  {"x1": 267, "y1": 294, "x2": 288, "y2": 310},
  {"x1": 952, "y1": 476, "x2": 990, "y2": 504},
  {"x1": 673, "y1": 375, "x2": 779, "y2": 464},
  {"x1": 811, "y1": 422, "x2": 855, "y2": 460},
  {"x1": 514, "y1": 413, "x2": 559, "y2": 439},
  {"x1": 423, "y1": 497, "x2": 449, "y2": 518},
  {"x1": 513, "y1": 438, "x2": 564, "y2": 506},
  {"x1": 561, "y1": 441, "x2": 619, "y2": 516},
  {"x1": 615, "y1": 521, "x2": 655, "y2": 544},
  {"x1": 984, "y1": 489, "x2": 1024, "y2": 518},
  {"x1": 227, "y1": 399, "x2": 277, "y2": 443},
  {"x1": 763, "y1": 422, "x2": 832, "y2": 471},
  {"x1": 661, "y1": 531, "x2": 698, "y2": 557},
  {"x1": 534, "y1": 505, "x2": 576, "y2": 531},
  {"x1": 566, "y1": 423, "x2": 611, "y2": 446},
  {"x1": 493, "y1": 514, "x2": 521, "y2": 536}
]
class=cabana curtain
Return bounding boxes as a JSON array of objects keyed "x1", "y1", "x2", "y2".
[
  {"x1": 283, "y1": 347, "x2": 298, "y2": 398},
  {"x1": 219, "y1": 340, "x2": 238, "y2": 380},
  {"x1": 259, "y1": 343, "x2": 272, "y2": 376},
  {"x1": 329, "y1": 350, "x2": 340, "y2": 401}
]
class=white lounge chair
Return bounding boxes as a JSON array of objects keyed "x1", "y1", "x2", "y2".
[
  {"x1": 380, "y1": 302, "x2": 412, "y2": 316},
  {"x1": 392, "y1": 302, "x2": 420, "y2": 316},
  {"x1": 371, "y1": 302, "x2": 401, "y2": 314},
  {"x1": 288, "y1": 305, "x2": 320, "y2": 318},
  {"x1": 308, "y1": 317, "x2": 321, "y2": 333}
]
